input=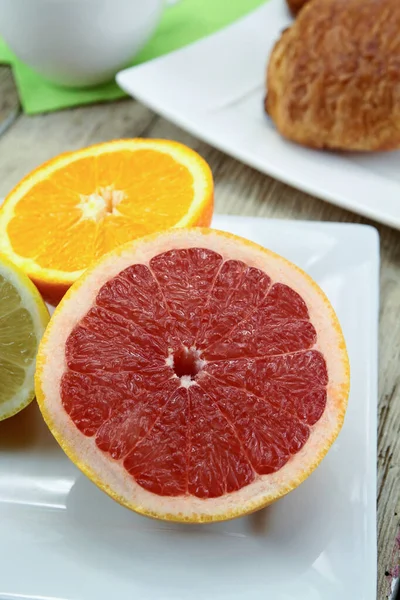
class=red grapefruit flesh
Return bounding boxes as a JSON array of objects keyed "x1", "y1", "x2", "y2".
[{"x1": 35, "y1": 228, "x2": 349, "y2": 522}]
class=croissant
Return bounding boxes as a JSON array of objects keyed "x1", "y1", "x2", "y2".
[
  {"x1": 287, "y1": 0, "x2": 310, "y2": 16},
  {"x1": 267, "y1": 0, "x2": 400, "y2": 151}
]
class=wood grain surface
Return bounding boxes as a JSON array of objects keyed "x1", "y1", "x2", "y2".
[
  {"x1": 0, "y1": 66, "x2": 20, "y2": 137},
  {"x1": 0, "y1": 88, "x2": 398, "y2": 598}
]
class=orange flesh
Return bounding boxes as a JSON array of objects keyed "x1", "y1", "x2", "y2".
[{"x1": 8, "y1": 150, "x2": 196, "y2": 272}]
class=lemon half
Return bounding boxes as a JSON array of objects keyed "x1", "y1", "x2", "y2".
[{"x1": 0, "y1": 254, "x2": 49, "y2": 420}]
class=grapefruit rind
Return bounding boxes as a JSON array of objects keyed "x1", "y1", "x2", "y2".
[
  {"x1": 35, "y1": 228, "x2": 350, "y2": 523},
  {"x1": 0, "y1": 140, "x2": 213, "y2": 302}
]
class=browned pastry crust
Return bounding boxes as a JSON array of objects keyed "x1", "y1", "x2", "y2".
[
  {"x1": 267, "y1": 0, "x2": 400, "y2": 151},
  {"x1": 287, "y1": 0, "x2": 310, "y2": 16}
]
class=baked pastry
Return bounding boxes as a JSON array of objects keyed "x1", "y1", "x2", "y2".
[
  {"x1": 287, "y1": 0, "x2": 310, "y2": 16},
  {"x1": 267, "y1": 0, "x2": 400, "y2": 151}
]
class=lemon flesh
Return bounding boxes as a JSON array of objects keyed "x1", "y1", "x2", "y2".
[{"x1": 0, "y1": 256, "x2": 49, "y2": 420}]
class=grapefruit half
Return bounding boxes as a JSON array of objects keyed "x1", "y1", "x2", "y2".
[{"x1": 35, "y1": 228, "x2": 350, "y2": 523}]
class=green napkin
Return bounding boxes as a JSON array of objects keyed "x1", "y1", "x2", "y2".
[
  {"x1": 0, "y1": 0, "x2": 267, "y2": 115},
  {"x1": 0, "y1": 37, "x2": 13, "y2": 64}
]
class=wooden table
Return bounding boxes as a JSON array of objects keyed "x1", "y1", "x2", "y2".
[{"x1": 0, "y1": 68, "x2": 398, "y2": 600}]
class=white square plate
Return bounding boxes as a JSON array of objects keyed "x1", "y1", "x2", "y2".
[
  {"x1": 117, "y1": 0, "x2": 400, "y2": 230},
  {"x1": 0, "y1": 216, "x2": 379, "y2": 600}
]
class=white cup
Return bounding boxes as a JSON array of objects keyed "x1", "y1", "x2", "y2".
[{"x1": 0, "y1": 0, "x2": 172, "y2": 88}]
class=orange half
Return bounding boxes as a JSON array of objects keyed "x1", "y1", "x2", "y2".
[{"x1": 0, "y1": 139, "x2": 213, "y2": 304}]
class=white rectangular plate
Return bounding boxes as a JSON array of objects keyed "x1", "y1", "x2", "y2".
[
  {"x1": 0, "y1": 216, "x2": 379, "y2": 600},
  {"x1": 117, "y1": 0, "x2": 400, "y2": 230}
]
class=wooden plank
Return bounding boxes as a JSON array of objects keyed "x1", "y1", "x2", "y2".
[
  {"x1": 0, "y1": 66, "x2": 20, "y2": 137},
  {"x1": 0, "y1": 97, "x2": 398, "y2": 598}
]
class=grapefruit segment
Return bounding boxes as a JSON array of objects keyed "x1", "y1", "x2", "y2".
[
  {"x1": 35, "y1": 228, "x2": 350, "y2": 523},
  {"x1": 123, "y1": 388, "x2": 189, "y2": 497},
  {"x1": 96, "y1": 264, "x2": 170, "y2": 330},
  {"x1": 150, "y1": 247, "x2": 223, "y2": 347},
  {"x1": 204, "y1": 350, "x2": 328, "y2": 425},
  {"x1": 198, "y1": 374, "x2": 310, "y2": 474},
  {"x1": 196, "y1": 261, "x2": 271, "y2": 348},
  {"x1": 203, "y1": 282, "x2": 317, "y2": 361},
  {"x1": 188, "y1": 385, "x2": 255, "y2": 498},
  {"x1": 65, "y1": 305, "x2": 168, "y2": 373}
]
